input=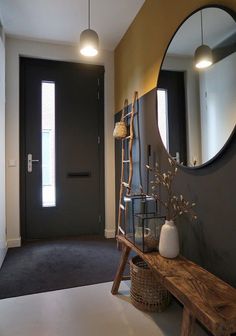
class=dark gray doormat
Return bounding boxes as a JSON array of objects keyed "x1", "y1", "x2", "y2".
[{"x1": 0, "y1": 237, "x2": 131, "y2": 299}]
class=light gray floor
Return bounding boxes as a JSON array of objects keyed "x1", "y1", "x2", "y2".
[{"x1": 0, "y1": 281, "x2": 208, "y2": 336}]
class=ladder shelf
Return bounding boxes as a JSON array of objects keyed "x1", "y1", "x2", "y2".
[{"x1": 117, "y1": 91, "x2": 143, "y2": 238}]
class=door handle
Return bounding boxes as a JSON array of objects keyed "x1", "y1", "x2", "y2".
[
  {"x1": 28, "y1": 153, "x2": 40, "y2": 173},
  {"x1": 173, "y1": 152, "x2": 180, "y2": 164}
]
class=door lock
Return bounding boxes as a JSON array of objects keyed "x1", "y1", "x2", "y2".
[{"x1": 27, "y1": 153, "x2": 39, "y2": 173}]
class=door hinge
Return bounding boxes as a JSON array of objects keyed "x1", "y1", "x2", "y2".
[
  {"x1": 97, "y1": 136, "x2": 101, "y2": 144},
  {"x1": 98, "y1": 215, "x2": 102, "y2": 224},
  {"x1": 97, "y1": 78, "x2": 100, "y2": 100}
]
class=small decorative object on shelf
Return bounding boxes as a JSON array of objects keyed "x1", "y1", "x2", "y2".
[
  {"x1": 125, "y1": 194, "x2": 165, "y2": 253},
  {"x1": 146, "y1": 158, "x2": 197, "y2": 259},
  {"x1": 159, "y1": 219, "x2": 180, "y2": 259},
  {"x1": 134, "y1": 213, "x2": 166, "y2": 253}
]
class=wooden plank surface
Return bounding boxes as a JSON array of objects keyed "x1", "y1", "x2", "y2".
[{"x1": 117, "y1": 235, "x2": 236, "y2": 336}]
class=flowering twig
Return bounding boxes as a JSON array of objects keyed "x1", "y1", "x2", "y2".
[{"x1": 146, "y1": 158, "x2": 197, "y2": 221}]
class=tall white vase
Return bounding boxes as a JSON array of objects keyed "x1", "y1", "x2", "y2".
[{"x1": 159, "y1": 220, "x2": 179, "y2": 258}]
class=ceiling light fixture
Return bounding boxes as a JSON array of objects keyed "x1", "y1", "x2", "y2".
[
  {"x1": 194, "y1": 10, "x2": 213, "y2": 69},
  {"x1": 80, "y1": 0, "x2": 99, "y2": 57}
]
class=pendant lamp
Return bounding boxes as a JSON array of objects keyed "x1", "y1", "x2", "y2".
[
  {"x1": 194, "y1": 11, "x2": 213, "y2": 69},
  {"x1": 80, "y1": 0, "x2": 99, "y2": 57}
]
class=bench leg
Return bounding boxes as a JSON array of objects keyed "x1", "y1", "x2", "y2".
[
  {"x1": 181, "y1": 307, "x2": 196, "y2": 336},
  {"x1": 111, "y1": 245, "x2": 131, "y2": 295}
]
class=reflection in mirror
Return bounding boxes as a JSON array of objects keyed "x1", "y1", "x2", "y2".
[{"x1": 157, "y1": 7, "x2": 236, "y2": 167}]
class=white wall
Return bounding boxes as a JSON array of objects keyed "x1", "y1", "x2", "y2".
[
  {"x1": 5, "y1": 37, "x2": 116, "y2": 247},
  {"x1": 0, "y1": 28, "x2": 7, "y2": 263},
  {"x1": 200, "y1": 52, "x2": 236, "y2": 163},
  {"x1": 162, "y1": 55, "x2": 202, "y2": 166}
]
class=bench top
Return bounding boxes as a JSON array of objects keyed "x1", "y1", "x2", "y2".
[{"x1": 117, "y1": 235, "x2": 236, "y2": 336}]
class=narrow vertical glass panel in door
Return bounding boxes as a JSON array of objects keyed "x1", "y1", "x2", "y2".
[
  {"x1": 157, "y1": 89, "x2": 169, "y2": 150},
  {"x1": 41, "y1": 81, "x2": 56, "y2": 207}
]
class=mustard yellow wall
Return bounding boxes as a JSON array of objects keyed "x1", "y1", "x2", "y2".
[{"x1": 115, "y1": 0, "x2": 236, "y2": 112}]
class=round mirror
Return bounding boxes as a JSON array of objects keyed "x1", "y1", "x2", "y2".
[{"x1": 157, "y1": 7, "x2": 236, "y2": 168}]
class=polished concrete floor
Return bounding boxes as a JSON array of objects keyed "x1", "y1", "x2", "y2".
[{"x1": 0, "y1": 281, "x2": 208, "y2": 336}]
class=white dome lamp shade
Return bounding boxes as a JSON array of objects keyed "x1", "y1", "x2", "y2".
[
  {"x1": 194, "y1": 11, "x2": 213, "y2": 69},
  {"x1": 80, "y1": 29, "x2": 99, "y2": 56},
  {"x1": 195, "y1": 44, "x2": 213, "y2": 69},
  {"x1": 80, "y1": 0, "x2": 99, "y2": 57}
]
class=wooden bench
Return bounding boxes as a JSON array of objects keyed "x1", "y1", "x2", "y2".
[{"x1": 111, "y1": 235, "x2": 236, "y2": 336}]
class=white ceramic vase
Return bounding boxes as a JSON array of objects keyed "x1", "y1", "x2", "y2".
[{"x1": 159, "y1": 220, "x2": 179, "y2": 258}]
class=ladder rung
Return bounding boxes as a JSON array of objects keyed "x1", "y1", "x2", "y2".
[
  {"x1": 123, "y1": 160, "x2": 130, "y2": 163},
  {"x1": 124, "y1": 196, "x2": 132, "y2": 202},
  {"x1": 120, "y1": 204, "x2": 125, "y2": 210},
  {"x1": 118, "y1": 226, "x2": 125, "y2": 235},
  {"x1": 123, "y1": 112, "x2": 132, "y2": 119},
  {"x1": 122, "y1": 136, "x2": 131, "y2": 141},
  {"x1": 122, "y1": 182, "x2": 131, "y2": 188},
  {"x1": 122, "y1": 111, "x2": 138, "y2": 119}
]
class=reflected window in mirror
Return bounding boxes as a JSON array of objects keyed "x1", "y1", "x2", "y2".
[
  {"x1": 157, "y1": 7, "x2": 236, "y2": 168},
  {"x1": 157, "y1": 89, "x2": 169, "y2": 151}
]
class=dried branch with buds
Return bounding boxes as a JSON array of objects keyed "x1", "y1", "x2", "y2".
[{"x1": 146, "y1": 158, "x2": 197, "y2": 221}]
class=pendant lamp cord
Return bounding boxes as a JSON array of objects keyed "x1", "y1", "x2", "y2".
[
  {"x1": 200, "y1": 10, "x2": 203, "y2": 45},
  {"x1": 88, "y1": 0, "x2": 90, "y2": 29}
]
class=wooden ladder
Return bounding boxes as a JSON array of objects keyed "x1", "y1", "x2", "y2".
[{"x1": 117, "y1": 91, "x2": 139, "y2": 236}]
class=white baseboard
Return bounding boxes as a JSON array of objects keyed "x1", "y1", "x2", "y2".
[
  {"x1": 104, "y1": 229, "x2": 116, "y2": 238},
  {"x1": 7, "y1": 237, "x2": 21, "y2": 248}
]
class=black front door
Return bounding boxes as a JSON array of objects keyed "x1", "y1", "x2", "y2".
[{"x1": 20, "y1": 58, "x2": 104, "y2": 240}]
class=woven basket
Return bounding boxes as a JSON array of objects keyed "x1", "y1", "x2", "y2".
[
  {"x1": 130, "y1": 256, "x2": 171, "y2": 312},
  {"x1": 113, "y1": 121, "x2": 127, "y2": 139}
]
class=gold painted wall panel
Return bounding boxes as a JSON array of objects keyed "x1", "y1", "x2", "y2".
[{"x1": 115, "y1": 0, "x2": 236, "y2": 112}]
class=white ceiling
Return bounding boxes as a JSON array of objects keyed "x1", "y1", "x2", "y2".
[
  {"x1": 0, "y1": 0, "x2": 145, "y2": 50},
  {"x1": 167, "y1": 8, "x2": 236, "y2": 56}
]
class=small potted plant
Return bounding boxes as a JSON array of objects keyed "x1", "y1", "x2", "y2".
[{"x1": 146, "y1": 158, "x2": 197, "y2": 258}]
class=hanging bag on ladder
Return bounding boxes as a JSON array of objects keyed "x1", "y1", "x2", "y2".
[{"x1": 113, "y1": 100, "x2": 128, "y2": 139}]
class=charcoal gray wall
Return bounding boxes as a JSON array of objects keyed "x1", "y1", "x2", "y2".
[{"x1": 115, "y1": 88, "x2": 236, "y2": 287}]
